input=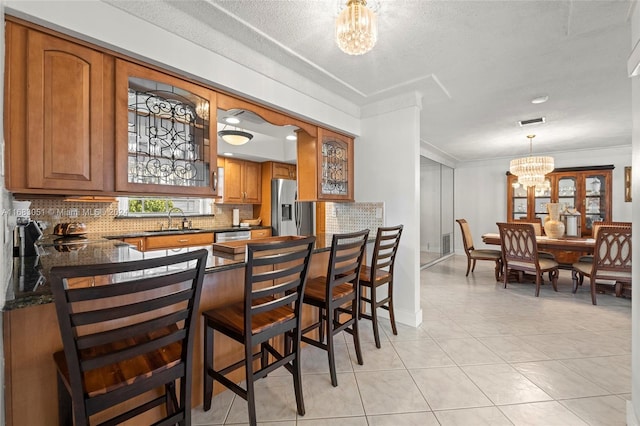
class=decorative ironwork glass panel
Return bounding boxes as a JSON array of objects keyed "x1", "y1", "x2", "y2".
[
  {"x1": 127, "y1": 77, "x2": 210, "y2": 187},
  {"x1": 321, "y1": 138, "x2": 348, "y2": 195}
]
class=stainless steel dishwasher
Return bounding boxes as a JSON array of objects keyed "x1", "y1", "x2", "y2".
[{"x1": 214, "y1": 230, "x2": 251, "y2": 243}]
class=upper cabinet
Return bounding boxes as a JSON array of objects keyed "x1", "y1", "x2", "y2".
[
  {"x1": 4, "y1": 21, "x2": 111, "y2": 192},
  {"x1": 115, "y1": 59, "x2": 218, "y2": 196},
  {"x1": 270, "y1": 162, "x2": 297, "y2": 180},
  {"x1": 297, "y1": 128, "x2": 354, "y2": 201},
  {"x1": 506, "y1": 165, "x2": 613, "y2": 237},
  {"x1": 222, "y1": 158, "x2": 261, "y2": 204}
]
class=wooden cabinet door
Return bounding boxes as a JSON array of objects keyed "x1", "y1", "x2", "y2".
[
  {"x1": 243, "y1": 160, "x2": 262, "y2": 203},
  {"x1": 223, "y1": 158, "x2": 245, "y2": 203},
  {"x1": 115, "y1": 59, "x2": 218, "y2": 196},
  {"x1": 250, "y1": 228, "x2": 272, "y2": 239},
  {"x1": 272, "y1": 162, "x2": 296, "y2": 179},
  {"x1": 223, "y1": 158, "x2": 261, "y2": 203},
  {"x1": 26, "y1": 30, "x2": 106, "y2": 190}
]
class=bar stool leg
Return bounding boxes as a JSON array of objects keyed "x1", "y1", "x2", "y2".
[
  {"x1": 292, "y1": 335, "x2": 305, "y2": 416},
  {"x1": 326, "y1": 309, "x2": 338, "y2": 387},
  {"x1": 370, "y1": 284, "x2": 381, "y2": 349},
  {"x1": 388, "y1": 280, "x2": 398, "y2": 336},
  {"x1": 245, "y1": 340, "x2": 258, "y2": 426},
  {"x1": 203, "y1": 324, "x2": 214, "y2": 411},
  {"x1": 351, "y1": 297, "x2": 364, "y2": 365}
]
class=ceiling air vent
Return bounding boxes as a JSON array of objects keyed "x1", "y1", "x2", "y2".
[{"x1": 518, "y1": 117, "x2": 546, "y2": 127}]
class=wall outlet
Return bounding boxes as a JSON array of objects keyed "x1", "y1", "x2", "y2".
[{"x1": 375, "y1": 207, "x2": 383, "y2": 219}]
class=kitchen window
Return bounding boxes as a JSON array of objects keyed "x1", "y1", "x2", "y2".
[{"x1": 116, "y1": 197, "x2": 214, "y2": 217}]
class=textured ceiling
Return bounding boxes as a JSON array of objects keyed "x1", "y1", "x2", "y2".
[{"x1": 105, "y1": 0, "x2": 633, "y2": 163}]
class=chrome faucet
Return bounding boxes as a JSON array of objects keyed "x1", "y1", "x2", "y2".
[{"x1": 167, "y1": 207, "x2": 185, "y2": 230}]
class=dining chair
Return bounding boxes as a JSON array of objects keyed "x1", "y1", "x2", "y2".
[
  {"x1": 512, "y1": 218, "x2": 556, "y2": 260},
  {"x1": 456, "y1": 219, "x2": 503, "y2": 281},
  {"x1": 358, "y1": 225, "x2": 403, "y2": 348},
  {"x1": 50, "y1": 249, "x2": 208, "y2": 426},
  {"x1": 301, "y1": 229, "x2": 369, "y2": 387},
  {"x1": 571, "y1": 225, "x2": 631, "y2": 305},
  {"x1": 202, "y1": 236, "x2": 316, "y2": 426},
  {"x1": 497, "y1": 222, "x2": 559, "y2": 297}
]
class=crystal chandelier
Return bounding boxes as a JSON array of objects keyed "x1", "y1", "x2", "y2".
[
  {"x1": 509, "y1": 134, "x2": 554, "y2": 188},
  {"x1": 335, "y1": 0, "x2": 378, "y2": 55}
]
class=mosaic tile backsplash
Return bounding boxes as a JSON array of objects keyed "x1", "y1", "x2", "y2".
[
  {"x1": 22, "y1": 199, "x2": 254, "y2": 236},
  {"x1": 324, "y1": 202, "x2": 385, "y2": 236}
]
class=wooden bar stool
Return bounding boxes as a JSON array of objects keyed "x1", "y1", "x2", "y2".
[
  {"x1": 50, "y1": 249, "x2": 208, "y2": 426},
  {"x1": 202, "y1": 236, "x2": 316, "y2": 426},
  {"x1": 358, "y1": 225, "x2": 403, "y2": 348},
  {"x1": 301, "y1": 229, "x2": 369, "y2": 387}
]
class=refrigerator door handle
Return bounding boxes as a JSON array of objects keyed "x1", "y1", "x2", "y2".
[{"x1": 294, "y1": 191, "x2": 301, "y2": 233}]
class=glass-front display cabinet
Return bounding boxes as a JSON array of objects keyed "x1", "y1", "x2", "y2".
[
  {"x1": 115, "y1": 59, "x2": 218, "y2": 196},
  {"x1": 506, "y1": 165, "x2": 613, "y2": 237}
]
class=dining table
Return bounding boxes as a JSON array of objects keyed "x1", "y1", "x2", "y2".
[{"x1": 481, "y1": 232, "x2": 596, "y2": 268}]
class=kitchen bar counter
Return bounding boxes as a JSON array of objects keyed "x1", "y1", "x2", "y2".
[
  {"x1": 3, "y1": 232, "x2": 354, "y2": 425},
  {"x1": 5, "y1": 233, "x2": 341, "y2": 311}
]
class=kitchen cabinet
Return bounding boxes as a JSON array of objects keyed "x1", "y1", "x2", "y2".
[
  {"x1": 250, "y1": 228, "x2": 272, "y2": 239},
  {"x1": 115, "y1": 59, "x2": 218, "y2": 196},
  {"x1": 223, "y1": 158, "x2": 262, "y2": 204},
  {"x1": 297, "y1": 128, "x2": 354, "y2": 201},
  {"x1": 123, "y1": 232, "x2": 213, "y2": 251},
  {"x1": 506, "y1": 165, "x2": 613, "y2": 237},
  {"x1": 4, "y1": 21, "x2": 112, "y2": 193},
  {"x1": 269, "y1": 161, "x2": 297, "y2": 180}
]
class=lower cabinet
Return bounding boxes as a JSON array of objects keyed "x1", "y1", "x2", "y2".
[
  {"x1": 123, "y1": 233, "x2": 214, "y2": 251},
  {"x1": 250, "y1": 228, "x2": 272, "y2": 239}
]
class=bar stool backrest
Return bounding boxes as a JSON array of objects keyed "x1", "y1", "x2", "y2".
[
  {"x1": 370, "y1": 225, "x2": 403, "y2": 282},
  {"x1": 326, "y1": 230, "x2": 370, "y2": 300},
  {"x1": 50, "y1": 249, "x2": 208, "y2": 425}
]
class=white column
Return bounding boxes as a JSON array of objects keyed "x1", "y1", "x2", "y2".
[{"x1": 356, "y1": 92, "x2": 423, "y2": 327}]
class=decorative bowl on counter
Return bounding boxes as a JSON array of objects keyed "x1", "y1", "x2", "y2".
[
  {"x1": 53, "y1": 222, "x2": 88, "y2": 236},
  {"x1": 241, "y1": 217, "x2": 262, "y2": 226}
]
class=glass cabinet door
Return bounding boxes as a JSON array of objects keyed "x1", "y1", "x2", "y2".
[
  {"x1": 317, "y1": 128, "x2": 353, "y2": 200},
  {"x1": 557, "y1": 176, "x2": 577, "y2": 211},
  {"x1": 533, "y1": 179, "x2": 551, "y2": 221},
  {"x1": 116, "y1": 60, "x2": 217, "y2": 196},
  {"x1": 583, "y1": 173, "x2": 607, "y2": 234},
  {"x1": 511, "y1": 182, "x2": 529, "y2": 220}
]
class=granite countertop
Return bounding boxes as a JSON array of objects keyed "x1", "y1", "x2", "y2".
[
  {"x1": 5, "y1": 233, "x2": 341, "y2": 311},
  {"x1": 102, "y1": 225, "x2": 271, "y2": 239}
]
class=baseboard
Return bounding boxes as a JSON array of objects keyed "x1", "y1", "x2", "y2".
[{"x1": 628, "y1": 400, "x2": 639, "y2": 426}]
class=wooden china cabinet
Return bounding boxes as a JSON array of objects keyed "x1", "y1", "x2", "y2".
[{"x1": 506, "y1": 165, "x2": 613, "y2": 237}]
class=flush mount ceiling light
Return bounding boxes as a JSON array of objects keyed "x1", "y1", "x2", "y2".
[
  {"x1": 509, "y1": 134, "x2": 554, "y2": 188},
  {"x1": 224, "y1": 116, "x2": 241, "y2": 124},
  {"x1": 286, "y1": 134, "x2": 297, "y2": 141},
  {"x1": 531, "y1": 95, "x2": 549, "y2": 104},
  {"x1": 335, "y1": 0, "x2": 378, "y2": 55},
  {"x1": 218, "y1": 126, "x2": 253, "y2": 146}
]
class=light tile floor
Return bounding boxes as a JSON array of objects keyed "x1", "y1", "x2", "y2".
[{"x1": 192, "y1": 255, "x2": 631, "y2": 425}]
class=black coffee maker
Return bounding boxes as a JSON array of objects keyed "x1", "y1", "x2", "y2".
[{"x1": 13, "y1": 219, "x2": 43, "y2": 257}]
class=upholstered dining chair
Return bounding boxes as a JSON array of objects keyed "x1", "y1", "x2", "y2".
[
  {"x1": 301, "y1": 229, "x2": 369, "y2": 387},
  {"x1": 571, "y1": 225, "x2": 631, "y2": 305},
  {"x1": 50, "y1": 249, "x2": 208, "y2": 426},
  {"x1": 497, "y1": 222, "x2": 559, "y2": 297},
  {"x1": 456, "y1": 219, "x2": 502, "y2": 281},
  {"x1": 358, "y1": 225, "x2": 403, "y2": 348},
  {"x1": 202, "y1": 236, "x2": 316, "y2": 426}
]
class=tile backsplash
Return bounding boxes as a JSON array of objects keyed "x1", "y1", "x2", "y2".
[
  {"x1": 24, "y1": 199, "x2": 254, "y2": 235},
  {"x1": 324, "y1": 202, "x2": 384, "y2": 236}
]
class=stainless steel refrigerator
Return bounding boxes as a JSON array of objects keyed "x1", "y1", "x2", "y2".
[{"x1": 271, "y1": 179, "x2": 315, "y2": 236}]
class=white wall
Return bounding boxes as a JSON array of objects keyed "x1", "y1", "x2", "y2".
[
  {"x1": 357, "y1": 93, "x2": 423, "y2": 327},
  {"x1": 454, "y1": 146, "x2": 633, "y2": 254},
  {"x1": 628, "y1": 2, "x2": 640, "y2": 424}
]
